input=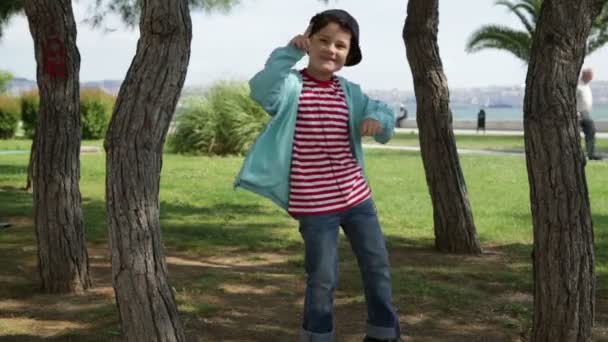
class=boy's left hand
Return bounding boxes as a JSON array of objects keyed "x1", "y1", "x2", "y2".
[{"x1": 360, "y1": 119, "x2": 382, "y2": 136}]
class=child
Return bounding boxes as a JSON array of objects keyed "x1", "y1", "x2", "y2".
[{"x1": 235, "y1": 9, "x2": 402, "y2": 342}]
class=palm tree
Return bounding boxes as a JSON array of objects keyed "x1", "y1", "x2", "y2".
[{"x1": 466, "y1": 0, "x2": 608, "y2": 62}]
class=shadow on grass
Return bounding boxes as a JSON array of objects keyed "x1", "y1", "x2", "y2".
[
  {"x1": 0, "y1": 185, "x2": 305, "y2": 339},
  {"x1": 1, "y1": 184, "x2": 298, "y2": 250},
  {"x1": 0, "y1": 164, "x2": 28, "y2": 175},
  {"x1": 160, "y1": 200, "x2": 299, "y2": 251},
  {"x1": 507, "y1": 211, "x2": 608, "y2": 293},
  {"x1": 0, "y1": 223, "x2": 538, "y2": 341},
  {"x1": 595, "y1": 214, "x2": 608, "y2": 298},
  {"x1": 0, "y1": 186, "x2": 31, "y2": 218},
  {"x1": 0, "y1": 336, "x2": 118, "y2": 342},
  {"x1": 0, "y1": 238, "x2": 601, "y2": 341}
]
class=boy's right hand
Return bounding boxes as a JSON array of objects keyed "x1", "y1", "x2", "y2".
[{"x1": 290, "y1": 26, "x2": 311, "y2": 52}]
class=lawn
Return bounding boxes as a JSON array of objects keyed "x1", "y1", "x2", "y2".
[{"x1": 0, "y1": 142, "x2": 606, "y2": 341}]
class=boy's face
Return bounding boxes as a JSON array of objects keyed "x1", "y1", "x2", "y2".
[{"x1": 307, "y1": 22, "x2": 352, "y2": 75}]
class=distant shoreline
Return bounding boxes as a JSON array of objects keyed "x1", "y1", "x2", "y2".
[{"x1": 401, "y1": 120, "x2": 608, "y2": 132}]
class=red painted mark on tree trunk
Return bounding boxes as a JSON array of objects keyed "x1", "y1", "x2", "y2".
[{"x1": 43, "y1": 35, "x2": 67, "y2": 79}]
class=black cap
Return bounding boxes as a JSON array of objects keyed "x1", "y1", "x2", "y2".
[{"x1": 309, "y1": 9, "x2": 362, "y2": 66}]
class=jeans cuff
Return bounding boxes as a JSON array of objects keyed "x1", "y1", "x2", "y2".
[
  {"x1": 367, "y1": 323, "x2": 398, "y2": 339},
  {"x1": 299, "y1": 328, "x2": 335, "y2": 342}
]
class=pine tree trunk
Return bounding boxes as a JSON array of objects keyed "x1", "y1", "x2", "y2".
[
  {"x1": 524, "y1": 1, "x2": 600, "y2": 341},
  {"x1": 25, "y1": 130, "x2": 36, "y2": 192},
  {"x1": 104, "y1": 1, "x2": 192, "y2": 340},
  {"x1": 23, "y1": 0, "x2": 91, "y2": 293},
  {"x1": 403, "y1": 0, "x2": 481, "y2": 254}
]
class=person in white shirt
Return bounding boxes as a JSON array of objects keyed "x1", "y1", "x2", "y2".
[{"x1": 576, "y1": 68, "x2": 602, "y2": 160}]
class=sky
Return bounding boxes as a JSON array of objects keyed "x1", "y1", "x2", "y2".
[{"x1": 1, "y1": 0, "x2": 607, "y2": 91}]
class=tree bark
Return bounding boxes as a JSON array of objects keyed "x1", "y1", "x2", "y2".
[
  {"x1": 24, "y1": 0, "x2": 91, "y2": 293},
  {"x1": 403, "y1": 0, "x2": 481, "y2": 254},
  {"x1": 25, "y1": 130, "x2": 36, "y2": 192},
  {"x1": 524, "y1": 1, "x2": 601, "y2": 341},
  {"x1": 104, "y1": 0, "x2": 192, "y2": 341}
]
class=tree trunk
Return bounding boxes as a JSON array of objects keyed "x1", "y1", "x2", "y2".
[
  {"x1": 104, "y1": 0, "x2": 192, "y2": 341},
  {"x1": 524, "y1": 1, "x2": 600, "y2": 340},
  {"x1": 24, "y1": 0, "x2": 91, "y2": 293},
  {"x1": 403, "y1": 0, "x2": 481, "y2": 254},
  {"x1": 25, "y1": 130, "x2": 36, "y2": 192}
]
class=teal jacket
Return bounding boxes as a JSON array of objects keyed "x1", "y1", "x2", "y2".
[{"x1": 234, "y1": 44, "x2": 395, "y2": 211}]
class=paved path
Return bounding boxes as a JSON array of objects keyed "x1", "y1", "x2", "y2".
[
  {"x1": 364, "y1": 141, "x2": 607, "y2": 161},
  {"x1": 0, "y1": 146, "x2": 100, "y2": 156},
  {"x1": 395, "y1": 128, "x2": 608, "y2": 138},
  {"x1": 0, "y1": 140, "x2": 603, "y2": 160},
  {"x1": 363, "y1": 143, "x2": 525, "y2": 157},
  {"x1": 0, "y1": 150, "x2": 27, "y2": 155}
]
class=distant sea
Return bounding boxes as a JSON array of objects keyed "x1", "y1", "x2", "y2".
[{"x1": 401, "y1": 104, "x2": 608, "y2": 122}]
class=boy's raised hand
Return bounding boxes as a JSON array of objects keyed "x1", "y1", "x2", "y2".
[
  {"x1": 290, "y1": 26, "x2": 311, "y2": 52},
  {"x1": 360, "y1": 119, "x2": 382, "y2": 136}
]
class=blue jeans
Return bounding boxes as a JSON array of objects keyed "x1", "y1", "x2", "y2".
[{"x1": 296, "y1": 199, "x2": 400, "y2": 342}]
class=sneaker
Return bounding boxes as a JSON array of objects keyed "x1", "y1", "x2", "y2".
[{"x1": 363, "y1": 336, "x2": 403, "y2": 342}]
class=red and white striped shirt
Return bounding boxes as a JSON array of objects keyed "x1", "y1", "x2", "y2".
[{"x1": 288, "y1": 70, "x2": 371, "y2": 216}]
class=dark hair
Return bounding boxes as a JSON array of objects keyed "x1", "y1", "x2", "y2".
[{"x1": 307, "y1": 10, "x2": 362, "y2": 66}]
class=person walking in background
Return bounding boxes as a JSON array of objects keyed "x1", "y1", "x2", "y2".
[
  {"x1": 576, "y1": 68, "x2": 602, "y2": 160},
  {"x1": 476, "y1": 108, "x2": 486, "y2": 134},
  {"x1": 395, "y1": 104, "x2": 408, "y2": 128}
]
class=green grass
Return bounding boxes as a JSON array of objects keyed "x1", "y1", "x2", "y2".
[
  {"x1": 0, "y1": 140, "x2": 607, "y2": 340},
  {"x1": 0, "y1": 143, "x2": 606, "y2": 271},
  {"x1": 0, "y1": 145, "x2": 606, "y2": 262}
]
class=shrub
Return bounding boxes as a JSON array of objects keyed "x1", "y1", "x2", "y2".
[
  {"x1": 20, "y1": 89, "x2": 114, "y2": 139},
  {"x1": 20, "y1": 90, "x2": 39, "y2": 138},
  {"x1": 169, "y1": 82, "x2": 268, "y2": 155},
  {"x1": 80, "y1": 88, "x2": 115, "y2": 139},
  {"x1": 0, "y1": 70, "x2": 13, "y2": 94},
  {"x1": 0, "y1": 96, "x2": 21, "y2": 139}
]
